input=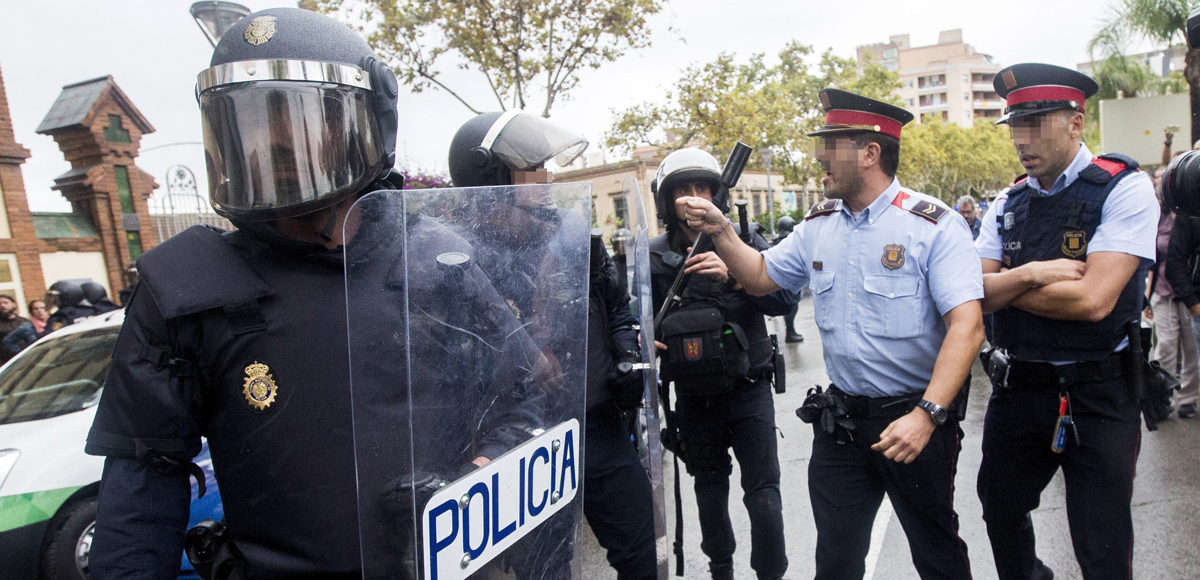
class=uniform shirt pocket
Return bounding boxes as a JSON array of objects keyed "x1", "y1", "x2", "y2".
[
  {"x1": 811, "y1": 271, "x2": 836, "y2": 331},
  {"x1": 862, "y1": 275, "x2": 924, "y2": 338}
]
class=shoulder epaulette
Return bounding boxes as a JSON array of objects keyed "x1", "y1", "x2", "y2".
[
  {"x1": 908, "y1": 200, "x2": 948, "y2": 224},
  {"x1": 805, "y1": 199, "x2": 838, "y2": 221}
]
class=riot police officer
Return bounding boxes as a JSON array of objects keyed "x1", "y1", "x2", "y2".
[
  {"x1": 81, "y1": 280, "x2": 121, "y2": 313},
  {"x1": 85, "y1": 9, "x2": 544, "y2": 579},
  {"x1": 771, "y1": 216, "x2": 802, "y2": 343},
  {"x1": 649, "y1": 147, "x2": 795, "y2": 580},
  {"x1": 975, "y1": 63, "x2": 1158, "y2": 580},
  {"x1": 448, "y1": 111, "x2": 658, "y2": 579},
  {"x1": 41, "y1": 280, "x2": 93, "y2": 336}
]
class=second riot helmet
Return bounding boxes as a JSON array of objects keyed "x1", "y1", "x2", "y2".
[
  {"x1": 46, "y1": 280, "x2": 84, "y2": 310},
  {"x1": 196, "y1": 7, "x2": 400, "y2": 221},
  {"x1": 651, "y1": 148, "x2": 728, "y2": 226},
  {"x1": 448, "y1": 111, "x2": 589, "y2": 187},
  {"x1": 776, "y1": 216, "x2": 796, "y2": 235}
]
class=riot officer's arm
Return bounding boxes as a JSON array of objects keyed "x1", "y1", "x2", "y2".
[
  {"x1": 980, "y1": 258, "x2": 1088, "y2": 313},
  {"x1": 91, "y1": 458, "x2": 191, "y2": 580},
  {"x1": 872, "y1": 299, "x2": 984, "y2": 463},
  {"x1": 1008, "y1": 252, "x2": 1141, "y2": 321}
]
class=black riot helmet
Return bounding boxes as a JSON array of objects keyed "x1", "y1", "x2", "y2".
[
  {"x1": 651, "y1": 148, "x2": 728, "y2": 227},
  {"x1": 196, "y1": 7, "x2": 399, "y2": 221},
  {"x1": 46, "y1": 280, "x2": 84, "y2": 310},
  {"x1": 776, "y1": 216, "x2": 795, "y2": 235},
  {"x1": 80, "y1": 281, "x2": 109, "y2": 304},
  {"x1": 1163, "y1": 150, "x2": 1200, "y2": 217},
  {"x1": 448, "y1": 111, "x2": 589, "y2": 187}
]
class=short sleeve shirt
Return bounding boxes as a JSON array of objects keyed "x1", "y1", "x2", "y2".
[{"x1": 762, "y1": 179, "x2": 983, "y2": 397}]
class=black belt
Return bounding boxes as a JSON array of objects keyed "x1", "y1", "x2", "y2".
[
  {"x1": 829, "y1": 386, "x2": 921, "y2": 419},
  {"x1": 1008, "y1": 353, "x2": 1125, "y2": 390}
]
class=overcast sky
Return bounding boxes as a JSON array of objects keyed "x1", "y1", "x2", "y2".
[{"x1": 0, "y1": 1, "x2": 1137, "y2": 212}]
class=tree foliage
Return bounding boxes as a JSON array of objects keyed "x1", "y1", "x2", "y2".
[
  {"x1": 307, "y1": 0, "x2": 663, "y2": 116},
  {"x1": 604, "y1": 43, "x2": 902, "y2": 189},
  {"x1": 897, "y1": 116, "x2": 1025, "y2": 203},
  {"x1": 1089, "y1": 0, "x2": 1200, "y2": 142}
]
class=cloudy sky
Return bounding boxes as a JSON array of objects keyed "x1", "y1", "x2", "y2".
[{"x1": 0, "y1": 0, "x2": 1140, "y2": 211}]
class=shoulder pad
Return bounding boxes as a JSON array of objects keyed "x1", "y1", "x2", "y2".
[
  {"x1": 649, "y1": 233, "x2": 671, "y2": 254},
  {"x1": 908, "y1": 200, "x2": 949, "y2": 224},
  {"x1": 805, "y1": 199, "x2": 838, "y2": 221},
  {"x1": 1080, "y1": 153, "x2": 1140, "y2": 185},
  {"x1": 137, "y1": 225, "x2": 273, "y2": 319}
]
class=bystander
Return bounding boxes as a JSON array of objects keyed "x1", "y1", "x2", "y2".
[
  {"x1": 3, "y1": 300, "x2": 48, "y2": 355},
  {"x1": 1150, "y1": 167, "x2": 1199, "y2": 418},
  {"x1": 0, "y1": 295, "x2": 29, "y2": 363}
]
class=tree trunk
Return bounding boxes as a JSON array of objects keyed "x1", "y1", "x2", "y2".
[{"x1": 1187, "y1": 48, "x2": 1200, "y2": 148}]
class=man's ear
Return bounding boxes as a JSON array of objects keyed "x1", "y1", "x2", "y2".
[
  {"x1": 862, "y1": 141, "x2": 882, "y2": 171},
  {"x1": 1068, "y1": 111, "x2": 1085, "y2": 140}
]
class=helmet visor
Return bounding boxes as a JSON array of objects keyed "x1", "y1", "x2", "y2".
[
  {"x1": 200, "y1": 82, "x2": 386, "y2": 221},
  {"x1": 490, "y1": 114, "x2": 589, "y2": 170}
]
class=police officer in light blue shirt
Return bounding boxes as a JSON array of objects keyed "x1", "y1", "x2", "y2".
[
  {"x1": 974, "y1": 63, "x2": 1158, "y2": 580},
  {"x1": 677, "y1": 89, "x2": 984, "y2": 580}
]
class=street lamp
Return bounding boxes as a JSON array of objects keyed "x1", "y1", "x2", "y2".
[
  {"x1": 761, "y1": 147, "x2": 775, "y2": 234},
  {"x1": 190, "y1": 1, "x2": 251, "y2": 48}
]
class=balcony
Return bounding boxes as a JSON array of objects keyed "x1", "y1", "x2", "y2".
[
  {"x1": 918, "y1": 83, "x2": 947, "y2": 94},
  {"x1": 973, "y1": 99, "x2": 1004, "y2": 109},
  {"x1": 973, "y1": 82, "x2": 996, "y2": 91},
  {"x1": 920, "y1": 102, "x2": 949, "y2": 112}
]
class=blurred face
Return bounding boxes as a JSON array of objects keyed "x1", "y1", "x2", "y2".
[
  {"x1": 958, "y1": 203, "x2": 975, "y2": 223},
  {"x1": 1008, "y1": 110, "x2": 1082, "y2": 183},
  {"x1": 815, "y1": 136, "x2": 868, "y2": 199},
  {"x1": 0, "y1": 297, "x2": 16, "y2": 316},
  {"x1": 29, "y1": 301, "x2": 47, "y2": 321},
  {"x1": 512, "y1": 168, "x2": 551, "y2": 185},
  {"x1": 672, "y1": 181, "x2": 714, "y2": 222}
]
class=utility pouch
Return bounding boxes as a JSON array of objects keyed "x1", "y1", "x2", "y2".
[
  {"x1": 771, "y1": 334, "x2": 786, "y2": 394},
  {"x1": 660, "y1": 304, "x2": 749, "y2": 396},
  {"x1": 980, "y1": 346, "x2": 1010, "y2": 390},
  {"x1": 949, "y1": 373, "x2": 970, "y2": 421}
]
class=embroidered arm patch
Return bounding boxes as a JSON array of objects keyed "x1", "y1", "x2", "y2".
[{"x1": 908, "y1": 201, "x2": 948, "y2": 224}]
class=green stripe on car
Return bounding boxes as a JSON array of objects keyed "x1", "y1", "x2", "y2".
[{"x1": 0, "y1": 486, "x2": 83, "y2": 532}]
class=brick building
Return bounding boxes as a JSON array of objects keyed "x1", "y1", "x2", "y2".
[{"x1": 0, "y1": 65, "x2": 157, "y2": 315}]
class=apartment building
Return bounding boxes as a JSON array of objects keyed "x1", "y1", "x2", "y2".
[{"x1": 857, "y1": 29, "x2": 1004, "y2": 127}]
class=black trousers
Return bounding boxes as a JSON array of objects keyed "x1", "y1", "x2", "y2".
[
  {"x1": 676, "y1": 379, "x2": 787, "y2": 580},
  {"x1": 808, "y1": 414, "x2": 971, "y2": 580},
  {"x1": 784, "y1": 303, "x2": 799, "y2": 333},
  {"x1": 584, "y1": 410, "x2": 658, "y2": 580},
  {"x1": 977, "y1": 373, "x2": 1141, "y2": 580}
]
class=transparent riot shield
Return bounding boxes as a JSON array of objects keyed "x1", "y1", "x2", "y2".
[
  {"x1": 345, "y1": 184, "x2": 591, "y2": 580},
  {"x1": 622, "y1": 177, "x2": 670, "y2": 579}
]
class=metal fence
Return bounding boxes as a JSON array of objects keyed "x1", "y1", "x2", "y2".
[{"x1": 150, "y1": 192, "x2": 233, "y2": 242}]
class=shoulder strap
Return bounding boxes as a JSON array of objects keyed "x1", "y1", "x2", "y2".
[
  {"x1": 1079, "y1": 153, "x2": 1141, "y2": 186},
  {"x1": 805, "y1": 199, "x2": 838, "y2": 221},
  {"x1": 137, "y1": 225, "x2": 274, "y2": 320},
  {"x1": 907, "y1": 200, "x2": 949, "y2": 224}
]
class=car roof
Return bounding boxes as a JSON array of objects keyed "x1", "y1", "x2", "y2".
[{"x1": 31, "y1": 309, "x2": 125, "y2": 342}]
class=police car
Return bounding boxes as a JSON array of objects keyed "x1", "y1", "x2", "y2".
[{"x1": 0, "y1": 309, "x2": 222, "y2": 580}]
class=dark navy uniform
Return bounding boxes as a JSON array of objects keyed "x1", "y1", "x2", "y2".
[
  {"x1": 651, "y1": 223, "x2": 795, "y2": 580},
  {"x1": 975, "y1": 63, "x2": 1158, "y2": 580}
]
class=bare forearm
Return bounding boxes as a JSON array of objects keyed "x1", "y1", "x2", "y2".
[
  {"x1": 710, "y1": 228, "x2": 778, "y2": 295},
  {"x1": 981, "y1": 269, "x2": 1034, "y2": 313},
  {"x1": 1010, "y1": 280, "x2": 1105, "y2": 321},
  {"x1": 924, "y1": 310, "x2": 984, "y2": 407}
]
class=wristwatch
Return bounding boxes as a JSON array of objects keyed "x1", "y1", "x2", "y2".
[{"x1": 916, "y1": 399, "x2": 948, "y2": 425}]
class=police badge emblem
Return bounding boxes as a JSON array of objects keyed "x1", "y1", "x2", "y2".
[
  {"x1": 684, "y1": 338, "x2": 703, "y2": 361},
  {"x1": 1062, "y1": 231, "x2": 1087, "y2": 258},
  {"x1": 243, "y1": 16, "x2": 277, "y2": 46},
  {"x1": 881, "y1": 244, "x2": 905, "y2": 270},
  {"x1": 1004, "y1": 212, "x2": 1014, "y2": 230},
  {"x1": 243, "y1": 361, "x2": 278, "y2": 413}
]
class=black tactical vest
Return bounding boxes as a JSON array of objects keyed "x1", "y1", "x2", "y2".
[{"x1": 994, "y1": 153, "x2": 1148, "y2": 362}]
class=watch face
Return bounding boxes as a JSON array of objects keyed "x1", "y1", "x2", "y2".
[
  {"x1": 932, "y1": 407, "x2": 948, "y2": 424},
  {"x1": 920, "y1": 399, "x2": 947, "y2": 424}
]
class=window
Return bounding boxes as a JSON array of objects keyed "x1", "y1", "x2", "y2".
[
  {"x1": 612, "y1": 195, "x2": 629, "y2": 228},
  {"x1": 0, "y1": 327, "x2": 120, "y2": 425},
  {"x1": 883, "y1": 48, "x2": 897, "y2": 59},
  {"x1": 113, "y1": 166, "x2": 135, "y2": 213},
  {"x1": 103, "y1": 114, "x2": 130, "y2": 143}
]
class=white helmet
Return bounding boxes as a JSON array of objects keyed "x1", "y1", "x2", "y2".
[{"x1": 651, "y1": 148, "x2": 727, "y2": 223}]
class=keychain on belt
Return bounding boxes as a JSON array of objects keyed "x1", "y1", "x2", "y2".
[{"x1": 1051, "y1": 392, "x2": 1080, "y2": 453}]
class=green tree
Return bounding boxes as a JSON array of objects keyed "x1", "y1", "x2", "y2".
[
  {"x1": 1090, "y1": 0, "x2": 1200, "y2": 143},
  {"x1": 306, "y1": 0, "x2": 662, "y2": 116},
  {"x1": 897, "y1": 115, "x2": 1025, "y2": 203},
  {"x1": 605, "y1": 43, "x2": 901, "y2": 192}
]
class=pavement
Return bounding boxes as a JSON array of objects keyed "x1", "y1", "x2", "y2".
[{"x1": 579, "y1": 297, "x2": 1200, "y2": 579}]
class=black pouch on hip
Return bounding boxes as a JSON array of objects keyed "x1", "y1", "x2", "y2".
[{"x1": 660, "y1": 303, "x2": 749, "y2": 396}]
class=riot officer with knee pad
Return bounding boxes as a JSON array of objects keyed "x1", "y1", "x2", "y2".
[
  {"x1": 649, "y1": 148, "x2": 795, "y2": 580},
  {"x1": 448, "y1": 111, "x2": 658, "y2": 579},
  {"x1": 84, "y1": 10, "x2": 541, "y2": 579}
]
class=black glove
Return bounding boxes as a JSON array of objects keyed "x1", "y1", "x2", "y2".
[
  {"x1": 1141, "y1": 359, "x2": 1180, "y2": 431},
  {"x1": 796, "y1": 385, "x2": 856, "y2": 440},
  {"x1": 608, "y1": 353, "x2": 645, "y2": 410}
]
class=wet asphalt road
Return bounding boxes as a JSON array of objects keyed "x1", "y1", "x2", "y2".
[{"x1": 580, "y1": 298, "x2": 1200, "y2": 579}]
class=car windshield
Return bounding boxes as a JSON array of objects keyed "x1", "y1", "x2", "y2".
[{"x1": 0, "y1": 327, "x2": 120, "y2": 425}]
